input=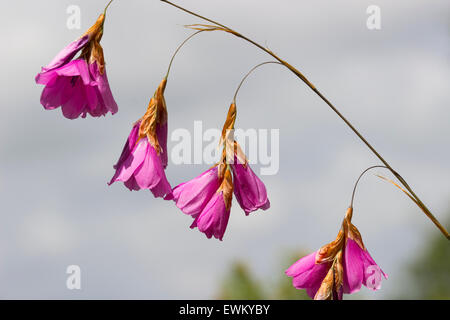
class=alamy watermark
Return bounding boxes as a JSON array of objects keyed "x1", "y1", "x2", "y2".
[
  {"x1": 171, "y1": 121, "x2": 279, "y2": 176},
  {"x1": 66, "y1": 265, "x2": 81, "y2": 290}
]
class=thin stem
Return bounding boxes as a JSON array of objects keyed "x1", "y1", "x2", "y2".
[
  {"x1": 233, "y1": 61, "x2": 283, "y2": 103},
  {"x1": 165, "y1": 30, "x2": 204, "y2": 79},
  {"x1": 350, "y1": 166, "x2": 389, "y2": 207},
  {"x1": 104, "y1": 0, "x2": 114, "y2": 14},
  {"x1": 161, "y1": 0, "x2": 450, "y2": 240}
]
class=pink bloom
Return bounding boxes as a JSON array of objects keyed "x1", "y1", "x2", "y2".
[
  {"x1": 35, "y1": 14, "x2": 118, "y2": 119},
  {"x1": 286, "y1": 207, "x2": 387, "y2": 300},
  {"x1": 109, "y1": 78, "x2": 171, "y2": 198},
  {"x1": 190, "y1": 191, "x2": 231, "y2": 241},
  {"x1": 170, "y1": 167, "x2": 221, "y2": 216},
  {"x1": 172, "y1": 166, "x2": 233, "y2": 241},
  {"x1": 108, "y1": 121, "x2": 172, "y2": 199},
  {"x1": 231, "y1": 155, "x2": 270, "y2": 215},
  {"x1": 170, "y1": 103, "x2": 270, "y2": 240}
]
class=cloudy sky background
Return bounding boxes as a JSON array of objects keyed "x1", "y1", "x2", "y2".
[{"x1": 0, "y1": 0, "x2": 449, "y2": 299}]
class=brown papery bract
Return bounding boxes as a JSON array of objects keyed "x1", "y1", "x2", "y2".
[
  {"x1": 138, "y1": 78, "x2": 168, "y2": 154},
  {"x1": 80, "y1": 14, "x2": 106, "y2": 74}
]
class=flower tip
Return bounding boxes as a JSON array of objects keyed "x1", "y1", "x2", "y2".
[{"x1": 164, "y1": 192, "x2": 174, "y2": 201}]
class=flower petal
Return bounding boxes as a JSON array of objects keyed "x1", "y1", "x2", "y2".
[
  {"x1": 109, "y1": 138, "x2": 148, "y2": 184},
  {"x1": 232, "y1": 156, "x2": 270, "y2": 215},
  {"x1": 194, "y1": 192, "x2": 230, "y2": 241},
  {"x1": 172, "y1": 167, "x2": 221, "y2": 216},
  {"x1": 36, "y1": 34, "x2": 90, "y2": 78},
  {"x1": 343, "y1": 239, "x2": 365, "y2": 294}
]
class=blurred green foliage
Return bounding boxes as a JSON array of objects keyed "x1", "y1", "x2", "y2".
[
  {"x1": 405, "y1": 217, "x2": 450, "y2": 299},
  {"x1": 217, "y1": 252, "x2": 309, "y2": 300},
  {"x1": 217, "y1": 215, "x2": 450, "y2": 300}
]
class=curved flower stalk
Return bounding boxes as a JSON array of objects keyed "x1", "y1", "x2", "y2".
[
  {"x1": 109, "y1": 28, "x2": 209, "y2": 199},
  {"x1": 286, "y1": 207, "x2": 387, "y2": 300},
  {"x1": 170, "y1": 102, "x2": 270, "y2": 240},
  {"x1": 160, "y1": 0, "x2": 449, "y2": 240},
  {"x1": 35, "y1": 2, "x2": 118, "y2": 119},
  {"x1": 108, "y1": 78, "x2": 172, "y2": 198}
]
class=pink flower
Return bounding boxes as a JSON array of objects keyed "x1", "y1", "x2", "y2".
[
  {"x1": 170, "y1": 102, "x2": 270, "y2": 240},
  {"x1": 231, "y1": 153, "x2": 270, "y2": 215},
  {"x1": 286, "y1": 207, "x2": 387, "y2": 300},
  {"x1": 190, "y1": 168, "x2": 233, "y2": 241},
  {"x1": 108, "y1": 79, "x2": 171, "y2": 199},
  {"x1": 172, "y1": 165, "x2": 233, "y2": 241},
  {"x1": 35, "y1": 13, "x2": 118, "y2": 119},
  {"x1": 170, "y1": 167, "x2": 221, "y2": 216}
]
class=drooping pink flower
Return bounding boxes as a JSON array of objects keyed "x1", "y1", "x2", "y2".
[
  {"x1": 35, "y1": 13, "x2": 118, "y2": 119},
  {"x1": 170, "y1": 167, "x2": 221, "y2": 216},
  {"x1": 170, "y1": 102, "x2": 270, "y2": 240},
  {"x1": 190, "y1": 169, "x2": 233, "y2": 241},
  {"x1": 286, "y1": 207, "x2": 387, "y2": 300},
  {"x1": 171, "y1": 165, "x2": 232, "y2": 241},
  {"x1": 108, "y1": 79, "x2": 172, "y2": 199},
  {"x1": 231, "y1": 150, "x2": 270, "y2": 215}
]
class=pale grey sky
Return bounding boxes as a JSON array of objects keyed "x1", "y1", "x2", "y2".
[{"x1": 0, "y1": 0, "x2": 449, "y2": 299}]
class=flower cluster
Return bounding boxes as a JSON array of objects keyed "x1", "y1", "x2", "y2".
[
  {"x1": 33, "y1": 1, "x2": 404, "y2": 301},
  {"x1": 286, "y1": 207, "x2": 387, "y2": 300},
  {"x1": 170, "y1": 103, "x2": 270, "y2": 240},
  {"x1": 36, "y1": 13, "x2": 117, "y2": 119}
]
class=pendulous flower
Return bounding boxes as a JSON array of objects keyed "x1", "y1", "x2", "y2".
[
  {"x1": 108, "y1": 79, "x2": 171, "y2": 198},
  {"x1": 231, "y1": 142, "x2": 270, "y2": 215},
  {"x1": 190, "y1": 167, "x2": 233, "y2": 241},
  {"x1": 35, "y1": 12, "x2": 118, "y2": 119},
  {"x1": 170, "y1": 102, "x2": 269, "y2": 240},
  {"x1": 286, "y1": 207, "x2": 387, "y2": 300}
]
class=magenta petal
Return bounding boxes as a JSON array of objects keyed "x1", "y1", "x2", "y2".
[
  {"x1": 156, "y1": 122, "x2": 168, "y2": 169},
  {"x1": 60, "y1": 77, "x2": 86, "y2": 119},
  {"x1": 55, "y1": 59, "x2": 92, "y2": 85},
  {"x1": 36, "y1": 35, "x2": 90, "y2": 79},
  {"x1": 124, "y1": 176, "x2": 140, "y2": 191},
  {"x1": 109, "y1": 138, "x2": 148, "y2": 184},
  {"x1": 40, "y1": 76, "x2": 73, "y2": 110},
  {"x1": 109, "y1": 133, "x2": 172, "y2": 198},
  {"x1": 303, "y1": 263, "x2": 330, "y2": 299},
  {"x1": 112, "y1": 121, "x2": 141, "y2": 171},
  {"x1": 133, "y1": 143, "x2": 159, "y2": 189},
  {"x1": 361, "y1": 248, "x2": 387, "y2": 290},
  {"x1": 232, "y1": 157, "x2": 270, "y2": 215},
  {"x1": 193, "y1": 192, "x2": 230, "y2": 241},
  {"x1": 285, "y1": 251, "x2": 316, "y2": 277},
  {"x1": 89, "y1": 62, "x2": 118, "y2": 115},
  {"x1": 133, "y1": 144, "x2": 172, "y2": 198},
  {"x1": 286, "y1": 251, "x2": 330, "y2": 299},
  {"x1": 343, "y1": 239, "x2": 365, "y2": 294},
  {"x1": 172, "y1": 167, "x2": 221, "y2": 216}
]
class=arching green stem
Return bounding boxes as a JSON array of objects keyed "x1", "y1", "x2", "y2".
[{"x1": 160, "y1": 0, "x2": 449, "y2": 239}]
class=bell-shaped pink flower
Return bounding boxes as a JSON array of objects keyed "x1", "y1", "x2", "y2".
[
  {"x1": 35, "y1": 13, "x2": 118, "y2": 119},
  {"x1": 108, "y1": 121, "x2": 172, "y2": 198},
  {"x1": 286, "y1": 207, "x2": 387, "y2": 300},
  {"x1": 170, "y1": 167, "x2": 221, "y2": 216},
  {"x1": 231, "y1": 153, "x2": 270, "y2": 215},
  {"x1": 189, "y1": 168, "x2": 233, "y2": 241},
  {"x1": 171, "y1": 163, "x2": 234, "y2": 241},
  {"x1": 170, "y1": 102, "x2": 270, "y2": 240},
  {"x1": 109, "y1": 78, "x2": 171, "y2": 198}
]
